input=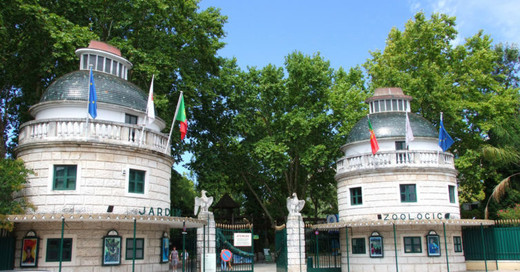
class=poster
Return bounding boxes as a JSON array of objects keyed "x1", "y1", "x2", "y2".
[
  {"x1": 21, "y1": 238, "x2": 38, "y2": 267},
  {"x1": 161, "y1": 237, "x2": 169, "y2": 263},
  {"x1": 369, "y1": 236, "x2": 383, "y2": 258},
  {"x1": 103, "y1": 236, "x2": 121, "y2": 265},
  {"x1": 427, "y1": 235, "x2": 441, "y2": 257}
]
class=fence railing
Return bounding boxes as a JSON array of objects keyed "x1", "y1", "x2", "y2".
[
  {"x1": 462, "y1": 226, "x2": 520, "y2": 260},
  {"x1": 336, "y1": 150, "x2": 454, "y2": 174},
  {"x1": 18, "y1": 119, "x2": 170, "y2": 154}
]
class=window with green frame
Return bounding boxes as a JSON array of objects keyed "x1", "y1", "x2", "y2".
[
  {"x1": 400, "y1": 184, "x2": 417, "y2": 202},
  {"x1": 453, "y1": 236, "x2": 463, "y2": 252},
  {"x1": 129, "y1": 169, "x2": 145, "y2": 194},
  {"x1": 352, "y1": 238, "x2": 366, "y2": 254},
  {"x1": 449, "y1": 185, "x2": 456, "y2": 203},
  {"x1": 350, "y1": 187, "x2": 363, "y2": 205},
  {"x1": 125, "y1": 238, "x2": 144, "y2": 260},
  {"x1": 46, "y1": 238, "x2": 73, "y2": 262},
  {"x1": 53, "y1": 165, "x2": 77, "y2": 190},
  {"x1": 403, "y1": 236, "x2": 422, "y2": 253}
]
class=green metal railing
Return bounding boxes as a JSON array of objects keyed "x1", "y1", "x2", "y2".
[
  {"x1": 0, "y1": 230, "x2": 15, "y2": 270},
  {"x1": 216, "y1": 224, "x2": 254, "y2": 272},
  {"x1": 275, "y1": 226, "x2": 288, "y2": 272},
  {"x1": 305, "y1": 228, "x2": 341, "y2": 272},
  {"x1": 462, "y1": 225, "x2": 520, "y2": 261}
]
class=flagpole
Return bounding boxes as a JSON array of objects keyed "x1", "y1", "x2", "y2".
[
  {"x1": 439, "y1": 112, "x2": 443, "y2": 155},
  {"x1": 140, "y1": 75, "x2": 154, "y2": 146},
  {"x1": 165, "y1": 91, "x2": 184, "y2": 154},
  {"x1": 86, "y1": 65, "x2": 93, "y2": 137}
]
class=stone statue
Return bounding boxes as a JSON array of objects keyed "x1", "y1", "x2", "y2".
[
  {"x1": 286, "y1": 193, "x2": 305, "y2": 215},
  {"x1": 194, "y1": 190, "x2": 214, "y2": 215}
]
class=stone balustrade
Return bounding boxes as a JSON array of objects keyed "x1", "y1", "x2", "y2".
[
  {"x1": 336, "y1": 150, "x2": 454, "y2": 174},
  {"x1": 18, "y1": 119, "x2": 170, "y2": 154}
]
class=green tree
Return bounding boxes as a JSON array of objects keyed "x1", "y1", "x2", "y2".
[
  {"x1": 170, "y1": 171, "x2": 197, "y2": 217},
  {"x1": 189, "y1": 54, "x2": 368, "y2": 226},
  {"x1": 364, "y1": 12, "x2": 520, "y2": 205},
  {"x1": 0, "y1": 0, "x2": 226, "y2": 160},
  {"x1": 482, "y1": 114, "x2": 520, "y2": 219},
  {"x1": 0, "y1": 158, "x2": 34, "y2": 230}
]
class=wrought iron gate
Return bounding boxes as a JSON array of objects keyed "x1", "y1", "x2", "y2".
[
  {"x1": 275, "y1": 225, "x2": 287, "y2": 272},
  {"x1": 216, "y1": 223, "x2": 255, "y2": 271},
  {"x1": 305, "y1": 228, "x2": 341, "y2": 272}
]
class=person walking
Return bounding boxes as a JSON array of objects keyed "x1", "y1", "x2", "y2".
[{"x1": 169, "y1": 246, "x2": 179, "y2": 272}]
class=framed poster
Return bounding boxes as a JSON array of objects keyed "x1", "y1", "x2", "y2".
[
  {"x1": 21, "y1": 236, "x2": 39, "y2": 267},
  {"x1": 427, "y1": 234, "x2": 441, "y2": 257},
  {"x1": 369, "y1": 232, "x2": 383, "y2": 258},
  {"x1": 102, "y1": 233, "x2": 121, "y2": 266},
  {"x1": 161, "y1": 237, "x2": 169, "y2": 263}
]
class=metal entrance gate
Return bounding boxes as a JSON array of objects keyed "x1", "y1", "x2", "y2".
[
  {"x1": 305, "y1": 228, "x2": 341, "y2": 272},
  {"x1": 171, "y1": 228, "x2": 198, "y2": 272},
  {"x1": 216, "y1": 223, "x2": 255, "y2": 272},
  {"x1": 275, "y1": 225, "x2": 287, "y2": 272},
  {"x1": 0, "y1": 229, "x2": 15, "y2": 270}
]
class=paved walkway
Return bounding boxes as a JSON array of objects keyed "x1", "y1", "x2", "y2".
[
  {"x1": 250, "y1": 263, "x2": 520, "y2": 272},
  {"x1": 254, "y1": 262, "x2": 277, "y2": 272}
]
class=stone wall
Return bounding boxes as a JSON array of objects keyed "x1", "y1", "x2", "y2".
[
  {"x1": 340, "y1": 224, "x2": 466, "y2": 272},
  {"x1": 13, "y1": 221, "x2": 171, "y2": 271},
  {"x1": 337, "y1": 170, "x2": 460, "y2": 221},
  {"x1": 16, "y1": 144, "x2": 172, "y2": 215}
]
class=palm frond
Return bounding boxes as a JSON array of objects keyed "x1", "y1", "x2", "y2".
[
  {"x1": 481, "y1": 145, "x2": 520, "y2": 166},
  {"x1": 484, "y1": 173, "x2": 520, "y2": 219}
]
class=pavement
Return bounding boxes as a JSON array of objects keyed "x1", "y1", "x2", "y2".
[
  {"x1": 254, "y1": 263, "x2": 277, "y2": 272},
  {"x1": 250, "y1": 263, "x2": 520, "y2": 272}
]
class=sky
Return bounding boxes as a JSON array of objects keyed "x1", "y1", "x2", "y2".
[
  {"x1": 175, "y1": 0, "x2": 520, "y2": 176},
  {"x1": 198, "y1": 0, "x2": 520, "y2": 71}
]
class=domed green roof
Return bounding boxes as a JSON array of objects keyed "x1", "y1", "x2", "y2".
[
  {"x1": 346, "y1": 112, "x2": 437, "y2": 144},
  {"x1": 41, "y1": 70, "x2": 146, "y2": 111}
]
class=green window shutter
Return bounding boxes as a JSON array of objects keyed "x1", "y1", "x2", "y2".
[
  {"x1": 53, "y1": 165, "x2": 77, "y2": 190},
  {"x1": 449, "y1": 185, "x2": 456, "y2": 203},
  {"x1": 453, "y1": 236, "x2": 463, "y2": 252},
  {"x1": 125, "y1": 238, "x2": 144, "y2": 260},
  {"x1": 46, "y1": 238, "x2": 73, "y2": 262},
  {"x1": 129, "y1": 169, "x2": 145, "y2": 194},
  {"x1": 352, "y1": 238, "x2": 366, "y2": 254},
  {"x1": 350, "y1": 187, "x2": 363, "y2": 205},
  {"x1": 400, "y1": 184, "x2": 417, "y2": 202},
  {"x1": 403, "y1": 236, "x2": 422, "y2": 253}
]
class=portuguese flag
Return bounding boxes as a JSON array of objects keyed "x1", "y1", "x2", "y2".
[
  {"x1": 176, "y1": 94, "x2": 187, "y2": 140},
  {"x1": 368, "y1": 118, "x2": 379, "y2": 155}
]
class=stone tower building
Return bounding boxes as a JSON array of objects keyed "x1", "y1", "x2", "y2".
[{"x1": 9, "y1": 41, "x2": 202, "y2": 271}]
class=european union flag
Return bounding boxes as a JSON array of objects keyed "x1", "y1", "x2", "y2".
[
  {"x1": 439, "y1": 119, "x2": 454, "y2": 152},
  {"x1": 88, "y1": 67, "x2": 97, "y2": 119}
]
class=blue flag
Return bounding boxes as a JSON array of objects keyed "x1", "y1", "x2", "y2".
[
  {"x1": 439, "y1": 119, "x2": 454, "y2": 152},
  {"x1": 88, "y1": 67, "x2": 97, "y2": 119}
]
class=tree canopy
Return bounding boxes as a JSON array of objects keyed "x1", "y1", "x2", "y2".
[
  {"x1": 0, "y1": 158, "x2": 33, "y2": 230},
  {"x1": 189, "y1": 54, "x2": 368, "y2": 226}
]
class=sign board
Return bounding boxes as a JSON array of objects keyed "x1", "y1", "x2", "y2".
[
  {"x1": 201, "y1": 253, "x2": 216, "y2": 272},
  {"x1": 220, "y1": 249, "x2": 232, "y2": 262},
  {"x1": 233, "y1": 233, "x2": 252, "y2": 247}
]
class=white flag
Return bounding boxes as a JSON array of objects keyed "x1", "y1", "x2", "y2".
[
  {"x1": 146, "y1": 75, "x2": 155, "y2": 122},
  {"x1": 405, "y1": 112, "x2": 414, "y2": 146}
]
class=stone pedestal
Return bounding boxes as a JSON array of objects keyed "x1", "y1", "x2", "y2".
[
  {"x1": 197, "y1": 211, "x2": 215, "y2": 271},
  {"x1": 286, "y1": 214, "x2": 307, "y2": 272}
]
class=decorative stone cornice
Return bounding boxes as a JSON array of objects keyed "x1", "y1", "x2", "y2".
[
  {"x1": 7, "y1": 213, "x2": 206, "y2": 228},
  {"x1": 311, "y1": 219, "x2": 495, "y2": 229}
]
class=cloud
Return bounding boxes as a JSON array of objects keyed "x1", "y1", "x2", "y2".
[{"x1": 408, "y1": 0, "x2": 520, "y2": 46}]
